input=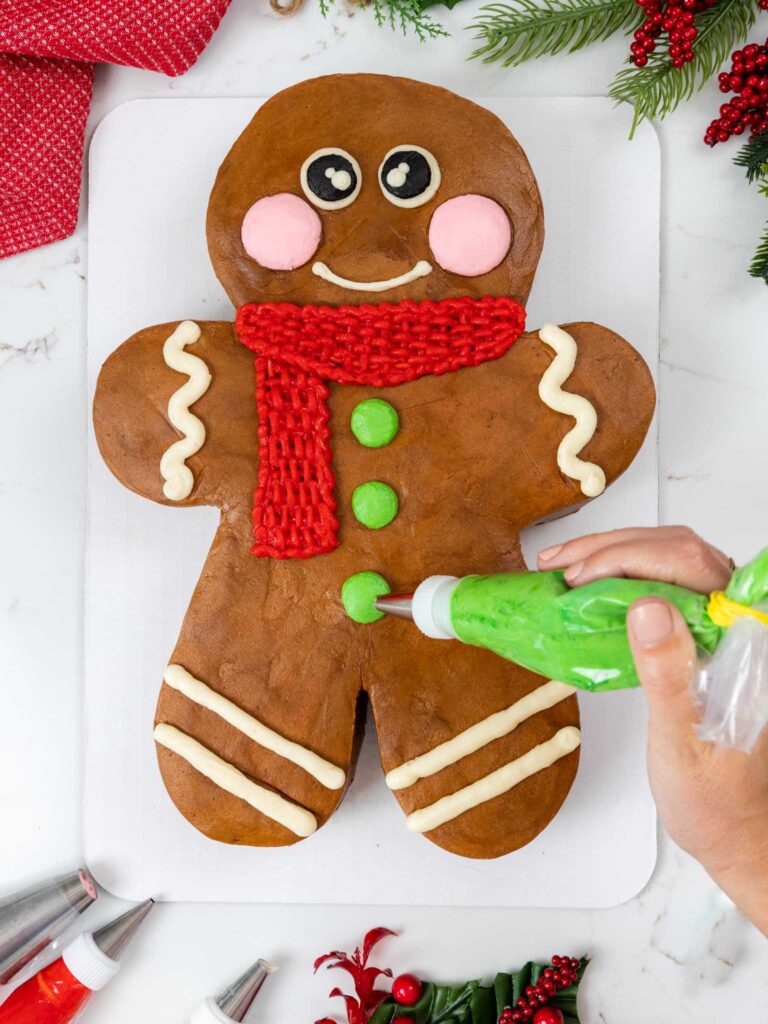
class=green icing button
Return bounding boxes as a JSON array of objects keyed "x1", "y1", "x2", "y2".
[
  {"x1": 342, "y1": 571, "x2": 391, "y2": 624},
  {"x1": 351, "y1": 481, "x2": 399, "y2": 529},
  {"x1": 350, "y1": 399, "x2": 399, "y2": 448}
]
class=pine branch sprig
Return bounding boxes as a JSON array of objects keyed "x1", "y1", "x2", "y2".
[
  {"x1": 734, "y1": 130, "x2": 768, "y2": 183},
  {"x1": 470, "y1": 0, "x2": 642, "y2": 67},
  {"x1": 372, "y1": 0, "x2": 450, "y2": 39},
  {"x1": 608, "y1": 0, "x2": 758, "y2": 133},
  {"x1": 749, "y1": 219, "x2": 768, "y2": 282},
  {"x1": 319, "y1": 0, "x2": 448, "y2": 40}
]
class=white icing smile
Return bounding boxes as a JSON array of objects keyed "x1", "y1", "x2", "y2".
[{"x1": 312, "y1": 259, "x2": 432, "y2": 292}]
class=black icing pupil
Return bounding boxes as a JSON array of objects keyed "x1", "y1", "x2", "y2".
[
  {"x1": 305, "y1": 154, "x2": 357, "y2": 202},
  {"x1": 381, "y1": 150, "x2": 431, "y2": 200}
]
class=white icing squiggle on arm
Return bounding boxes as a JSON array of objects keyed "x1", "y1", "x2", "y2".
[
  {"x1": 538, "y1": 323, "x2": 606, "y2": 498},
  {"x1": 160, "y1": 321, "x2": 211, "y2": 501}
]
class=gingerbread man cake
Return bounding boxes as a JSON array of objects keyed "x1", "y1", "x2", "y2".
[{"x1": 93, "y1": 74, "x2": 655, "y2": 859}]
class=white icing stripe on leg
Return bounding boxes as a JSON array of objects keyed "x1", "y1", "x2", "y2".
[
  {"x1": 386, "y1": 681, "x2": 575, "y2": 791},
  {"x1": 405, "y1": 727, "x2": 581, "y2": 834},
  {"x1": 154, "y1": 723, "x2": 317, "y2": 838},
  {"x1": 160, "y1": 321, "x2": 211, "y2": 501},
  {"x1": 538, "y1": 323, "x2": 606, "y2": 498},
  {"x1": 164, "y1": 664, "x2": 346, "y2": 791}
]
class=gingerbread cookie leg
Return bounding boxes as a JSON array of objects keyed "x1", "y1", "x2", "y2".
[
  {"x1": 366, "y1": 628, "x2": 580, "y2": 859},
  {"x1": 154, "y1": 513, "x2": 365, "y2": 846}
]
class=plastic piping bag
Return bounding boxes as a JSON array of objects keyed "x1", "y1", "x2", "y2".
[{"x1": 447, "y1": 547, "x2": 768, "y2": 751}]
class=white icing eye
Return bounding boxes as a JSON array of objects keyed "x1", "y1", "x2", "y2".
[
  {"x1": 300, "y1": 148, "x2": 361, "y2": 210},
  {"x1": 379, "y1": 145, "x2": 441, "y2": 208}
]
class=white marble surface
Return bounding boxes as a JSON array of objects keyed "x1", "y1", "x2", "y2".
[{"x1": 0, "y1": 0, "x2": 767, "y2": 1019}]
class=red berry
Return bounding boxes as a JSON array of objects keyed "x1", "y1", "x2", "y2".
[
  {"x1": 395, "y1": 1019, "x2": 416, "y2": 1024},
  {"x1": 316, "y1": 1019, "x2": 336, "y2": 1024},
  {"x1": 532, "y1": 1010, "x2": 565, "y2": 1024},
  {"x1": 634, "y1": 54, "x2": 649, "y2": 65},
  {"x1": 392, "y1": 974, "x2": 422, "y2": 1006}
]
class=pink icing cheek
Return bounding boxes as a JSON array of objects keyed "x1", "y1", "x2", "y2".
[
  {"x1": 240, "y1": 193, "x2": 322, "y2": 271},
  {"x1": 428, "y1": 195, "x2": 512, "y2": 277}
]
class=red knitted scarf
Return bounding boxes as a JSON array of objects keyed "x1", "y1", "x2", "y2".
[{"x1": 235, "y1": 295, "x2": 527, "y2": 559}]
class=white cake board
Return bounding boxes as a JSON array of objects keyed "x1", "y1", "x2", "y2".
[{"x1": 85, "y1": 96, "x2": 660, "y2": 907}]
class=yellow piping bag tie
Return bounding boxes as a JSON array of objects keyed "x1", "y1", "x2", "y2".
[{"x1": 707, "y1": 591, "x2": 768, "y2": 629}]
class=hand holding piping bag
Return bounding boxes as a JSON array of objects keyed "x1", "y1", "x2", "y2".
[{"x1": 539, "y1": 526, "x2": 768, "y2": 938}]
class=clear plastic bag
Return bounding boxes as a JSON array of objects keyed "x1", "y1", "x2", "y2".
[{"x1": 694, "y1": 616, "x2": 768, "y2": 752}]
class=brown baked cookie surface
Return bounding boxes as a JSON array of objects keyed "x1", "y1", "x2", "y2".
[{"x1": 93, "y1": 74, "x2": 656, "y2": 859}]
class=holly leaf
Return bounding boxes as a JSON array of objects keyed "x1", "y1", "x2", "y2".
[{"x1": 493, "y1": 972, "x2": 514, "y2": 1014}]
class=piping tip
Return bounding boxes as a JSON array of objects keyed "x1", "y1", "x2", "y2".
[
  {"x1": 92, "y1": 899, "x2": 154, "y2": 961},
  {"x1": 0, "y1": 869, "x2": 98, "y2": 985},
  {"x1": 374, "y1": 592, "x2": 414, "y2": 620},
  {"x1": 58, "y1": 869, "x2": 98, "y2": 915},
  {"x1": 217, "y1": 958, "x2": 279, "y2": 1021}
]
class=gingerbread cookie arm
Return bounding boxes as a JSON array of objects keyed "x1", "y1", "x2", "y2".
[
  {"x1": 487, "y1": 321, "x2": 656, "y2": 528},
  {"x1": 93, "y1": 320, "x2": 258, "y2": 510}
]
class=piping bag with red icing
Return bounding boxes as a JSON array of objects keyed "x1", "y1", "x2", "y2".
[
  {"x1": 0, "y1": 870, "x2": 97, "y2": 996},
  {"x1": 0, "y1": 899, "x2": 153, "y2": 1023},
  {"x1": 368, "y1": 547, "x2": 768, "y2": 750}
]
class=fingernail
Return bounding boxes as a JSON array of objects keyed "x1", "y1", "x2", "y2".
[
  {"x1": 630, "y1": 599, "x2": 674, "y2": 648},
  {"x1": 564, "y1": 561, "x2": 583, "y2": 583},
  {"x1": 539, "y1": 544, "x2": 563, "y2": 562}
]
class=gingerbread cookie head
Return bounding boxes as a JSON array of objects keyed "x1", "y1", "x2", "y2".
[{"x1": 206, "y1": 75, "x2": 544, "y2": 309}]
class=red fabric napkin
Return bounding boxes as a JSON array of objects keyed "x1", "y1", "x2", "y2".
[{"x1": 0, "y1": 1, "x2": 233, "y2": 259}]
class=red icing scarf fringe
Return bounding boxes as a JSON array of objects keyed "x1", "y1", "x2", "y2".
[{"x1": 235, "y1": 295, "x2": 527, "y2": 559}]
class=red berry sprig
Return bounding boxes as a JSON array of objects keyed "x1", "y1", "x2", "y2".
[
  {"x1": 705, "y1": 40, "x2": 768, "y2": 145},
  {"x1": 630, "y1": 0, "x2": 717, "y2": 69},
  {"x1": 497, "y1": 957, "x2": 580, "y2": 1024}
]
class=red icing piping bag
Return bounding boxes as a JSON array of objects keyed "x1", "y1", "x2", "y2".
[
  {"x1": 0, "y1": 899, "x2": 153, "y2": 1024},
  {"x1": 0, "y1": 870, "x2": 97, "y2": 988},
  {"x1": 190, "y1": 958, "x2": 278, "y2": 1023}
]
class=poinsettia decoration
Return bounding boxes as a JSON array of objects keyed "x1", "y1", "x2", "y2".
[{"x1": 314, "y1": 927, "x2": 396, "y2": 1024}]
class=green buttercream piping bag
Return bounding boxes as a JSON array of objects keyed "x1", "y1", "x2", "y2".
[{"x1": 373, "y1": 547, "x2": 768, "y2": 751}]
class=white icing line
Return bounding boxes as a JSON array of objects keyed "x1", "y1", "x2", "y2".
[
  {"x1": 154, "y1": 723, "x2": 318, "y2": 838},
  {"x1": 164, "y1": 664, "x2": 346, "y2": 791},
  {"x1": 386, "y1": 680, "x2": 575, "y2": 791},
  {"x1": 405, "y1": 726, "x2": 581, "y2": 834},
  {"x1": 160, "y1": 321, "x2": 211, "y2": 501},
  {"x1": 538, "y1": 323, "x2": 606, "y2": 498},
  {"x1": 312, "y1": 260, "x2": 432, "y2": 292}
]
